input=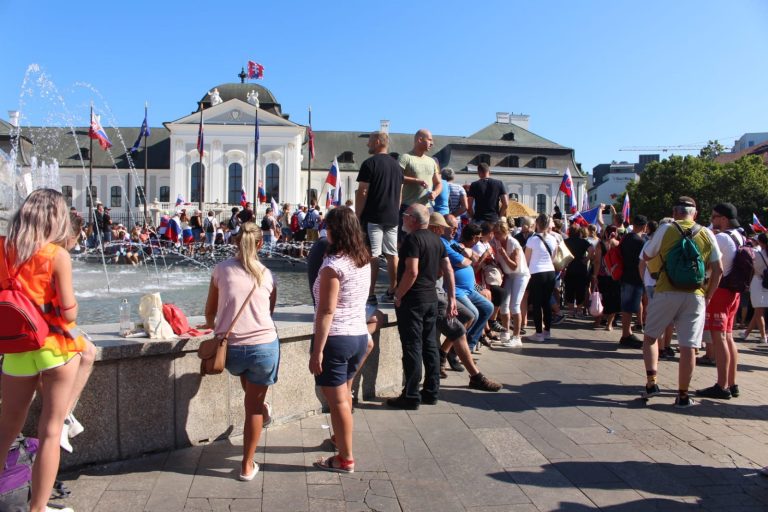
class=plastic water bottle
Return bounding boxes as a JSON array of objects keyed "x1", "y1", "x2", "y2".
[{"x1": 119, "y1": 299, "x2": 132, "y2": 337}]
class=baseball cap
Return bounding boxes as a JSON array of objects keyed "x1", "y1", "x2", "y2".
[
  {"x1": 713, "y1": 202, "x2": 740, "y2": 227},
  {"x1": 675, "y1": 196, "x2": 696, "y2": 208},
  {"x1": 428, "y1": 212, "x2": 449, "y2": 228}
]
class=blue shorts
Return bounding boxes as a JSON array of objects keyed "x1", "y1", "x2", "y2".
[
  {"x1": 312, "y1": 334, "x2": 369, "y2": 387},
  {"x1": 621, "y1": 282, "x2": 644, "y2": 313},
  {"x1": 225, "y1": 339, "x2": 280, "y2": 386}
]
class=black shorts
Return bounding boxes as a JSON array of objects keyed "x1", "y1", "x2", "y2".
[{"x1": 312, "y1": 334, "x2": 369, "y2": 387}]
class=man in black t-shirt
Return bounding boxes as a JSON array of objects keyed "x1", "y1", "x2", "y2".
[
  {"x1": 619, "y1": 215, "x2": 648, "y2": 347},
  {"x1": 468, "y1": 163, "x2": 508, "y2": 222},
  {"x1": 356, "y1": 131, "x2": 404, "y2": 304},
  {"x1": 388, "y1": 204, "x2": 456, "y2": 409},
  {"x1": 237, "y1": 202, "x2": 255, "y2": 225}
]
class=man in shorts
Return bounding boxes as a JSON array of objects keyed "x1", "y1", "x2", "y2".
[
  {"x1": 619, "y1": 215, "x2": 648, "y2": 348},
  {"x1": 398, "y1": 129, "x2": 441, "y2": 241},
  {"x1": 697, "y1": 202, "x2": 745, "y2": 400},
  {"x1": 356, "y1": 131, "x2": 403, "y2": 305},
  {"x1": 640, "y1": 196, "x2": 722, "y2": 408}
]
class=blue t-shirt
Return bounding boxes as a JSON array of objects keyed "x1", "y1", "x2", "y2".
[
  {"x1": 440, "y1": 238, "x2": 474, "y2": 298},
  {"x1": 432, "y1": 179, "x2": 451, "y2": 215}
]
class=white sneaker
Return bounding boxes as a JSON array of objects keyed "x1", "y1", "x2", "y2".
[
  {"x1": 510, "y1": 336, "x2": 523, "y2": 348},
  {"x1": 759, "y1": 337, "x2": 768, "y2": 345},
  {"x1": 46, "y1": 507, "x2": 74, "y2": 512},
  {"x1": 60, "y1": 422, "x2": 73, "y2": 453},
  {"x1": 528, "y1": 333, "x2": 546, "y2": 342},
  {"x1": 498, "y1": 338, "x2": 515, "y2": 348},
  {"x1": 543, "y1": 330, "x2": 552, "y2": 340},
  {"x1": 498, "y1": 332, "x2": 511, "y2": 343},
  {"x1": 742, "y1": 330, "x2": 750, "y2": 340},
  {"x1": 67, "y1": 413, "x2": 84, "y2": 438}
]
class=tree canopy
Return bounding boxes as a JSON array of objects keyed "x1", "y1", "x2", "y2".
[{"x1": 622, "y1": 154, "x2": 768, "y2": 226}]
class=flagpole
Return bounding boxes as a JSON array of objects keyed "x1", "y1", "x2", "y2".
[
  {"x1": 143, "y1": 102, "x2": 149, "y2": 223},
  {"x1": 89, "y1": 103, "x2": 94, "y2": 225},
  {"x1": 198, "y1": 106, "x2": 204, "y2": 213},
  {"x1": 253, "y1": 106, "x2": 259, "y2": 209},
  {"x1": 306, "y1": 106, "x2": 312, "y2": 206}
]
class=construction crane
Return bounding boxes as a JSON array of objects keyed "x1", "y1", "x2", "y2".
[{"x1": 619, "y1": 145, "x2": 701, "y2": 152}]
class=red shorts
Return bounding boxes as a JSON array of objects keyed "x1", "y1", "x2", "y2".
[{"x1": 703, "y1": 287, "x2": 740, "y2": 333}]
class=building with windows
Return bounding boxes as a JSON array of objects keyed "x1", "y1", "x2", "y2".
[{"x1": 8, "y1": 83, "x2": 586, "y2": 219}]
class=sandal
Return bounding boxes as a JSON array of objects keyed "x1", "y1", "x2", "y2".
[
  {"x1": 314, "y1": 454, "x2": 354, "y2": 473},
  {"x1": 238, "y1": 459, "x2": 259, "y2": 481}
]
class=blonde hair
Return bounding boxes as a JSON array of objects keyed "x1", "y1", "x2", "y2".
[
  {"x1": 493, "y1": 220, "x2": 510, "y2": 236},
  {"x1": 236, "y1": 222, "x2": 265, "y2": 285},
  {"x1": 6, "y1": 188, "x2": 70, "y2": 266}
]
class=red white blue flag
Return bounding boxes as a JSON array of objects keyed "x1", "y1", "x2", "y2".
[
  {"x1": 240, "y1": 189, "x2": 248, "y2": 207},
  {"x1": 559, "y1": 167, "x2": 574, "y2": 199},
  {"x1": 752, "y1": 213, "x2": 767, "y2": 233},
  {"x1": 258, "y1": 181, "x2": 267, "y2": 204},
  {"x1": 325, "y1": 157, "x2": 339, "y2": 187},
  {"x1": 571, "y1": 206, "x2": 600, "y2": 227},
  {"x1": 247, "y1": 61, "x2": 264, "y2": 79},
  {"x1": 88, "y1": 111, "x2": 112, "y2": 150},
  {"x1": 622, "y1": 192, "x2": 631, "y2": 221},
  {"x1": 175, "y1": 194, "x2": 184, "y2": 206},
  {"x1": 196, "y1": 109, "x2": 204, "y2": 157}
]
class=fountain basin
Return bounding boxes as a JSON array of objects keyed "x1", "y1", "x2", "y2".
[{"x1": 20, "y1": 304, "x2": 404, "y2": 469}]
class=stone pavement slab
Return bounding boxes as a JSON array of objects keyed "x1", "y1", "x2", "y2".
[{"x1": 57, "y1": 318, "x2": 768, "y2": 511}]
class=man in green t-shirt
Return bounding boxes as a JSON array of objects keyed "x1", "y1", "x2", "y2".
[
  {"x1": 398, "y1": 129, "x2": 441, "y2": 206},
  {"x1": 640, "y1": 196, "x2": 723, "y2": 408}
]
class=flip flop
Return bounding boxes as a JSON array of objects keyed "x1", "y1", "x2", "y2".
[{"x1": 314, "y1": 455, "x2": 354, "y2": 473}]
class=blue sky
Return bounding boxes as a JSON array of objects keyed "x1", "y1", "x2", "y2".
[{"x1": 2, "y1": 0, "x2": 767, "y2": 174}]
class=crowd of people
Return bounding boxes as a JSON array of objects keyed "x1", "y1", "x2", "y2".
[{"x1": 3, "y1": 128, "x2": 768, "y2": 510}]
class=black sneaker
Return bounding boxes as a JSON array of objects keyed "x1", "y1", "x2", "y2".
[
  {"x1": 642, "y1": 383, "x2": 660, "y2": 399},
  {"x1": 490, "y1": 321, "x2": 507, "y2": 332},
  {"x1": 674, "y1": 395, "x2": 696, "y2": 408},
  {"x1": 447, "y1": 350, "x2": 465, "y2": 372},
  {"x1": 439, "y1": 368, "x2": 448, "y2": 379},
  {"x1": 520, "y1": 329, "x2": 527, "y2": 335},
  {"x1": 696, "y1": 384, "x2": 731, "y2": 400},
  {"x1": 420, "y1": 391, "x2": 438, "y2": 405},
  {"x1": 696, "y1": 355, "x2": 716, "y2": 366},
  {"x1": 469, "y1": 373, "x2": 502, "y2": 392},
  {"x1": 661, "y1": 347, "x2": 676, "y2": 360},
  {"x1": 729, "y1": 384, "x2": 740, "y2": 398},
  {"x1": 551, "y1": 314, "x2": 565, "y2": 325},
  {"x1": 632, "y1": 324, "x2": 644, "y2": 333},
  {"x1": 479, "y1": 335, "x2": 492, "y2": 348},
  {"x1": 619, "y1": 334, "x2": 643, "y2": 349},
  {"x1": 386, "y1": 396, "x2": 419, "y2": 410}
]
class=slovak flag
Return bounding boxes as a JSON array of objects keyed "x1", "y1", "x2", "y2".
[
  {"x1": 240, "y1": 189, "x2": 248, "y2": 207},
  {"x1": 247, "y1": 61, "x2": 264, "y2": 79},
  {"x1": 88, "y1": 111, "x2": 112, "y2": 150},
  {"x1": 331, "y1": 180, "x2": 343, "y2": 206},
  {"x1": 258, "y1": 182, "x2": 267, "y2": 203},
  {"x1": 752, "y1": 213, "x2": 767, "y2": 233},
  {"x1": 325, "y1": 157, "x2": 339, "y2": 187},
  {"x1": 622, "y1": 193, "x2": 631, "y2": 221},
  {"x1": 559, "y1": 167, "x2": 574, "y2": 198},
  {"x1": 175, "y1": 194, "x2": 184, "y2": 206},
  {"x1": 571, "y1": 206, "x2": 600, "y2": 227},
  {"x1": 168, "y1": 216, "x2": 182, "y2": 243}
]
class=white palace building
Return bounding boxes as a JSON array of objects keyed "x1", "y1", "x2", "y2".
[{"x1": 2, "y1": 81, "x2": 587, "y2": 221}]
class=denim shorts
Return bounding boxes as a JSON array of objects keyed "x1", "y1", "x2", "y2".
[
  {"x1": 620, "y1": 282, "x2": 644, "y2": 313},
  {"x1": 311, "y1": 334, "x2": 369, "y2": 387},
  {"x1": 225, "y1": 338, "x2": 280, "y2": 385}
]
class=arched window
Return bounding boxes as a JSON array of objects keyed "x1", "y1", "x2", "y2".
[
  {"x1": 536, "y1": 194, "x2": 547, "y2": 214},
  {"x1": 266, "y1": 163, "x2": 279, "y2": 202},
  {"x1": 159, "y1": 186, "x2": 170, "y2": 203},
  {"x1": 228, "y1": 163, "x2": 243, "y2": 204},
  {"x1": 499, "y1": 155, "x2": 519, "y2": 168},
  {"x1": 61, "y1": 185, "x2": 73, "y2": 207},
  {"x1": 473, "y1": 153, "x2": 491, "y2": 166},
  {"x1": 534, "y1": 157, "x2": 547, "y2": 169},
  {"x1": 135, "y1": 186, "x2": 145, "y2": 207},
  {"x1": 85, "y1": 186, "x2": 97, "y2": 207},
  {"x1": 110, "y1": 186, "x2": 122, "y2": 207},
  {"x1": 191, "y1": 163, "x2": 205, "y2": 203}
]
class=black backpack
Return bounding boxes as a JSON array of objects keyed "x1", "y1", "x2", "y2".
[
  {"x1": 204, "y1": 218, "x2": 214, "y2": 234},
  {"x1": 719, "y1": 231, "x2": 754, "y2": 293},
  {"x1": 260, "y1": 216, "x2": 271, "y2": 230},
  {"x1": 228, "y1": 215, "x2": 238, "y2": 230}
]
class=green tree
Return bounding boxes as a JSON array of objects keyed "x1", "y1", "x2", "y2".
[
  {"x1": 625, "y1": 154, "x2": 768, "y2": 226},
  {"x1": 699, "y1": 140, "x2": 726, "y2": 160}
]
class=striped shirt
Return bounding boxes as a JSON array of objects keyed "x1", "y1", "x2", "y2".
[
  {"x1": 312, "y1": 254, "x2": 370, "y2": 336},
  {"x1": 448, "y1": 183, "x2": 466, "y2": 214}
]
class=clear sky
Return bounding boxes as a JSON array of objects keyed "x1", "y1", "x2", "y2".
[{"x1": 2, "y1": 0, "x2": 767, "y2": 174}]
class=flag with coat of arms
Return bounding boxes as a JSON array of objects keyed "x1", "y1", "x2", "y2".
[{"x1": 559, "y1": 167, "x2": 576, "y2": 213}]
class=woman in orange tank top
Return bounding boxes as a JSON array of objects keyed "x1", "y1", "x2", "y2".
[{"x1": 0, "y1": 189, "x2": 85, "y2": 512}]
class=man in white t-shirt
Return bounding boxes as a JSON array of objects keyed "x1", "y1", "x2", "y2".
[{"x1": 696, "y1": 203, "x2": 744, "y2": 400}]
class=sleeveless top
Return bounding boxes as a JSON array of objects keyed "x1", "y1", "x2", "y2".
[{"x1": 0, "y1": 237, "x2": 86, "y2": 356}]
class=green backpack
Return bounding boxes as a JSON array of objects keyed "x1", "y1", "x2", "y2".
[{"x1": 662, "y1": 222, "x2": 706, "y2": 291}]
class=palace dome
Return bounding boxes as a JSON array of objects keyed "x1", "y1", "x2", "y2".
[{"x1": 198, "y1": 83, "x2": 286, "y2": 118}]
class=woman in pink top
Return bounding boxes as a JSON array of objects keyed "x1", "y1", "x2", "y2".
[
  {"x1": 202, "y1": 222, "x2": 278, "y2": 481},
  {"x1": 310, "y1": 207, "x2": 371, "y2": 473}
]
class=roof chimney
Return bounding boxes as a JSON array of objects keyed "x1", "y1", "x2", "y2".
[
  {"x1": 495, "y1": 112, "x2": 510, "y2": 124},
  {"x1": 7, "y1": 111, "x2": 19, "y2": 127},
  {"x1": 380, "y1": 120, "x2": 390, "y2": 134},
  {"x1": 509, "y1": 114, "x2": 530, "y2": 130}
]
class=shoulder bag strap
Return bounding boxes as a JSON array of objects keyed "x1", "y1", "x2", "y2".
[
  {"x1": 534, "y1": 234, "x2": 553, "y2": 257},
  {"x1": 221, "y1": 283, "x2": 258, "y2": 341}
]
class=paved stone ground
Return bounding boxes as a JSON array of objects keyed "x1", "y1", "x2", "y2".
[{"x1": 57, "y1": 318, "x2": 768, "y2": 511}]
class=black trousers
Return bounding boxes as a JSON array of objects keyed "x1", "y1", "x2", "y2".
[
  {"x1": 529, "y1": 271, "x2": 557, "y2": 333},
  {"x1": 395, "y1": 299, "x2": 439, "y2": 401}
]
